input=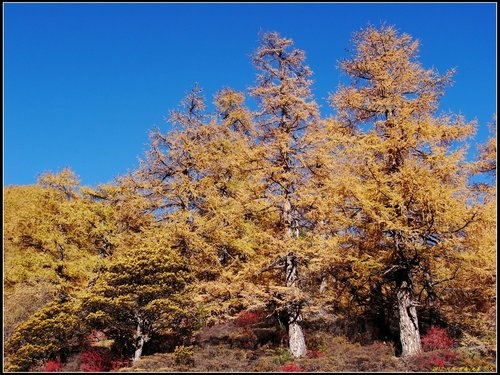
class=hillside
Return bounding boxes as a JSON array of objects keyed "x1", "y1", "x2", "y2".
[{"x1": 27, "y1": 322, "x2": 496, "y2": 372}]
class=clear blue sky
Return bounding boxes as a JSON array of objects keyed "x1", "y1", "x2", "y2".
[{"x1": 4, "y1": 2, "x2": 497, "y2": 187}]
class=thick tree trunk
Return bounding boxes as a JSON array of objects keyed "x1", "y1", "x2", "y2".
[
  {"x1": 397, "y1": 279, "x2": 422, "y2": 357},
  {"x1": 133, "y1": 336, "x2": 144, "y2": 362},
  {"x1": 288, "y1": 321, "x2": 307, "y2": 357},
  {"x1": 133, "y1": 317, "x2": 149, "y2": 361},
  {"x1": 285, "y1": 252, "x2": 307, "y2": 358}
]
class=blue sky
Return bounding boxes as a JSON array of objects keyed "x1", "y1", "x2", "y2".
[{"x1": 4, "y1": 2, "x2": 497, "y2": 187}]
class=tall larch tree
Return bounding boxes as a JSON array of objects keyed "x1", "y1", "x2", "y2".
[
  {"x1": 132, "y1": 85, "x2": 221, "y2": 282},
  {"x1": 130, "y1": 85, "x2": 266, "y2": 324},
  {"x1": 328, "y1": 24, "x2": 478, "y2": 357},
  {"x1": 249, "y1": 32, "x2": 320, "y2": 358}
]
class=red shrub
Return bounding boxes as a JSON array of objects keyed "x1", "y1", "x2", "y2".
[
  {"x1": 235, "y1": 311, "x2": 260, "y2": 327},
  {"x1": 411, "y1": 349, "x2": 459, "y2": 371},
  {"x1": 280, "y1": 362, "x2": 305, "y2": 372},
  {"x1": 422, "y1": 353, "x2": 449, "y2": 369},
  {"x1": 421, "y1": 326, "x2": 454, "y2": 351},
  {"x1": 44, "y1": 359, "x2": 61, "y2": 372},
  {"x1": 80, "y1": 349, "x2": 112, "y2": 372},
  {"x1": 429, "y1": 355, "x2": 446, "y2": 368}
]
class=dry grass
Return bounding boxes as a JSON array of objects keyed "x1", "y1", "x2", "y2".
[
  {"x1": 115, "y1": 332, "x2": 407, "y2": 372},
  {"x1": 113, "y1": 337, "x2": 497, "y2": 373}
]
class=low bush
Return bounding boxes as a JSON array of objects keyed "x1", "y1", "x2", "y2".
[
  {"x1": 234, "y1": 310, "x2": 261, "y2": 328},
  {"x1": 173, "y1": 345, "x2": 194, "y2": 366},
  {"x1": 421, "y1": 326, "x2": 455, "y2": 351},
  {"x1": 275, "y1": 346, "x2": 293, "y2": 365},
  {"x1": 407, "y1": 349, "x2": 458, "y2": 371},
  {"x1": 43, "y1": 359, "x2": 61, "y2": 372},
  {"x1": 79, "y1": 349, "x2": 112, "y2": 372},
  {"x1": 280, "y1": 362, "x2": 305, "y2": 372}
]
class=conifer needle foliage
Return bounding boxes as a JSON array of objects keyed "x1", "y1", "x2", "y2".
[{"x1": 4, "y1": 25, "x2": 495, "y2": 371}]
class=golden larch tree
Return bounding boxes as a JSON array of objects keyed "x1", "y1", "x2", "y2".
[
  {"x1": 249, "y1": 31, "x2": 321, "y2": 358},
  {"x1": 328, "y1": 24, "x2": 478, "y2": 357}
]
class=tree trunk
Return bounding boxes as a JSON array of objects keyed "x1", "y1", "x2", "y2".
[
  {"x1": 288, "y1": 321, "x2": 307, "y2": 357},
  {"x1": 133, "y1": 336, "x2": 144, "y2": 362},
  {"x1": 279, "y1": 194, "x2": 307, "y2": 357},
  {"x1": 319, "y1": 276, "x2": 327, "y2": 294},
  {"x1": 285, "y1": 252, "x2": 307, "y2": 358},
  {"x1": 283, "y1": 198, "x2": 298, "y2": 238},
  {"x1": 397, "y1": 279, "x2": 422, "y2": 357},
  {"x1": 133, "y1": 317, "x2": 149, "y2": 361}
]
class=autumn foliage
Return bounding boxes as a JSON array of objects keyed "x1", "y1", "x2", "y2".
[
  {"x1": 3, "y1": 24, "x2": 495, "y2": 372},
  {"x1": 234, "y1": 311, "x2": 261, "y2": 328},
  {"x1": 280, "y1": 362, "x2": 306, "y2": 372},
  {"x1": 421, "y1": 326, "x2": 455, "y2": 351},
  {"x1": 79, "y1": 349, "x2": 112, "y2": 372},
  {"x1": 43, "y1": 360, "x2": 62, "y2": 372}
]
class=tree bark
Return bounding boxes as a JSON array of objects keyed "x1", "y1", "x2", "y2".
[
  {"x1": 283, "y1": 198, "x2": 298, "y2": 238},
  {"x1": 288, "y1": 321, "x2": 307, "y2": 357},
  {"x1": 133, "y1": 316, "x2": 149, "y2": 361},
  {"x1": 285, "y1": 252, "x2": 307, "y2": 358},
  {"x1": 396, "y1": 279, "x2": 422, "y2": 357},
  {"x1": 319, "y1": 276, "x2": 327, "y2": 294},
  {"x1": 133, "y1": 336, "x2": 144, "y2": 362}
]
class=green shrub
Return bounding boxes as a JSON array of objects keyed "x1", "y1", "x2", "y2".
[
  {"x1": 173, "y1": 345, "x2": 194, "y2": 366},
  {"x1": 275, "y1": 346, "x2": 293, "y2": 365}
]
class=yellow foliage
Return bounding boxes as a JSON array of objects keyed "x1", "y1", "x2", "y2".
[{"x1": 4, "y1": 27, "x2": 495, "y2": 368}]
